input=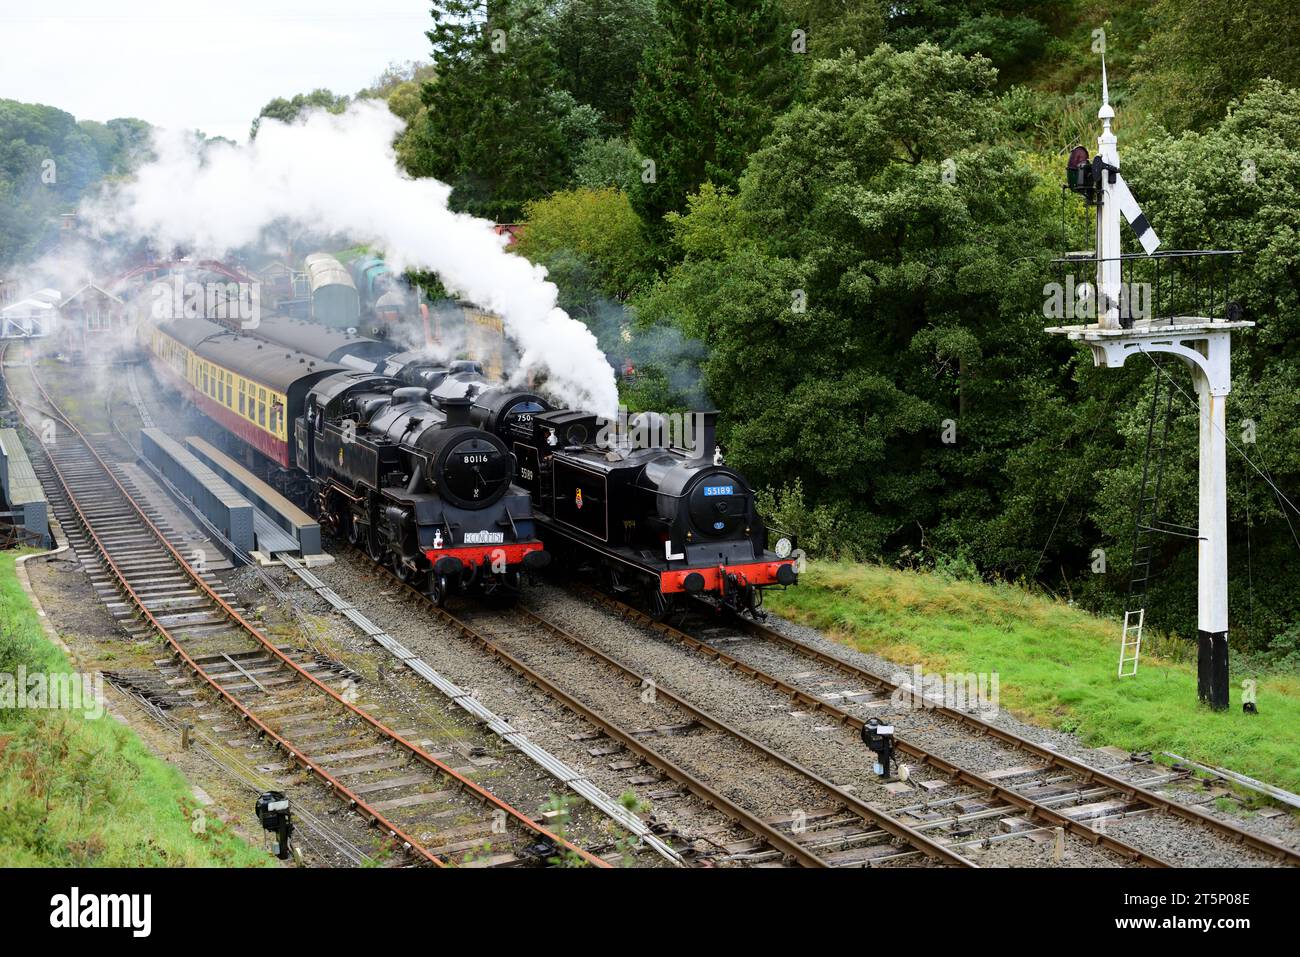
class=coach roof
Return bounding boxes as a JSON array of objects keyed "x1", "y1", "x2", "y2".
[
  {"x1": 157, "y1": 316, "x2": 344, "y2": 393},
  {"x1": 247, "y1": 313, "x2": 395, "y2": 365}
]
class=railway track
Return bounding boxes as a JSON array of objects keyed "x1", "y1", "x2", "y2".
[
  {"x1": 113, "y1": 360, "x2": 669, "y2": 864},
  {"x1": 355, "y1": 555, "x2": 982, "y2": 866},
  {"x1": 581, "y1": 587, "x2": 1300, "y2": 867},
  {"x1": 14, "y1": 347, "x2": 1287, "y2": 868},
  {"x1": 8, "y1": 356, "x2": 603, "y2": 868},
  {"x1": 460, "y1": 602, "x2": 985, "y2": 867}
]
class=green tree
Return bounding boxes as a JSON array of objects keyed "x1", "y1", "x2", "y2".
[
  {"x1": 0, "y1": 100, "x2": 151, "y2": 267},
  {"x1": 572, "y1": 136, "x2": 643, "y2": 194},
  {"x1": 782, "y1": 0, "x2": 885, "y2": 59},
  {"x1": 249, "y1": 88, "x2": 350, "y2": 140},
  {"x1": 630, "y1": 0, "x2": 798, "y2": 237},
  {"x1": 516, "y1": 186, "x2": 657, "y2": 301},
  {"x1": 1138, "y1": 0, "x2": 1300, "y2": 131},
  {"x1": 632, "y1": 45, "x2": 1055, "y2": 556},
  {"x1": 884, "y1": 1, "x2": 1063, "y2": 83},
  {"x1": 401, "y1": 0, "x2": 596, "y2": 220},
  {"x1": 355, "y1": 61, "x2": 438, "y2": 124},
  {"x1": 552, "y1": 0, "x2": 658, "y2": 131}
]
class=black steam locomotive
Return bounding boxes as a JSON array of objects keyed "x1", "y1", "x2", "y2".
[
  {"x1": 145, "y1": 316, "x2": 547, "y2": 603},
  {"x1": 232, "y1": 320, "x2": 797, "y2": 615},
  {"x1": 509, "y1": 406, "x2": 797, "y2": 616}
]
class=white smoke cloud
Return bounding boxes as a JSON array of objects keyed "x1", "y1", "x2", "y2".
[{"x1": 81, "y1": 100, "x2": 618, "y2": 415}]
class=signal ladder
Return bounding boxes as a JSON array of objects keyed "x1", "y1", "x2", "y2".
[{"x1": 1121, "y1": 361, "x2": 1191, "y2": 677}]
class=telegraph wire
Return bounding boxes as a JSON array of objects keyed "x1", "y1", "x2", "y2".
[{"x1": 1139, "y1": 349, "x2": 1300, "y2": 534}]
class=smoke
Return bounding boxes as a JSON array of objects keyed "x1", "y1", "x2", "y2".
[
  {"x1": 580, "y1": 297, "x2": 711, "y2": 408},
  {"x1": 80, "y1": 101, "x2": 618, "y2": 415}
]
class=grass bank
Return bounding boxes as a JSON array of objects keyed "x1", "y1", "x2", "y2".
[
  {"x1": 0, "y1": 550, "x2": 271, "y2": 866},
  {"x1": 765, "y1": 561, "x2": 1300, "y2": 794}
]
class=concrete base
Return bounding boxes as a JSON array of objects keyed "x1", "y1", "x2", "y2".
[
  {"x1": 1198, "y1": 629, "x2": 1230, "y2": 711},
  {"x1": 248, "y1": 549, "x2": 335, "y2": 568}
]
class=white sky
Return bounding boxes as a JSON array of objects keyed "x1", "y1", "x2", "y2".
[{"x1": 2, "y1": 0, "x2": 434, "y2": 142}]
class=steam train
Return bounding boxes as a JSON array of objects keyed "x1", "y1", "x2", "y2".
[
  {"x1": 143, "y1": 315, "x2": 547, "y2": 603},
  {"x1": 231, "y1": 320, "x2": 798, "y2": 615}
]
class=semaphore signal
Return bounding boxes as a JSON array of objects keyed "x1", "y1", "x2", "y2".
[{"x1": 1045, "y1": 56, "x2": 1252, "y2": 711}]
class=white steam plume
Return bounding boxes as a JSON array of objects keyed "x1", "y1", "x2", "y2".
[{"x1": 82, "y1": 101, "x2": 617, "y2": 415}]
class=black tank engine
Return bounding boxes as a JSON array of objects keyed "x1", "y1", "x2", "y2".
[
  {"x1": 167, "y1": 315, "x2": 796, "y2": 614},
  {"x1": 143, "y1": 315, "x2": 546, "y2": 605},
  {"x1": 300, "y1": 373, "x2": 547, "y2": 603}
]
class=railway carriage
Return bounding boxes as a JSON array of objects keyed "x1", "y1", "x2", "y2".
[
  {"x1": 236, "y1": 314, "x2": 396, "y2": 371},
  {"x1": 146, "y1": 316, "x2": 336, "y2": 480},
  {"x1": 303, "y1": 253, "x2": 360, "y2": 330}
]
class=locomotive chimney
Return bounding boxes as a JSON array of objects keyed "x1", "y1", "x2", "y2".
[
  {"x1": 439, "y1": 395, "x2": 472, "y2": 427},
  {"x1": 691, "y1": 410, "x2": 718, "y2": 461}
]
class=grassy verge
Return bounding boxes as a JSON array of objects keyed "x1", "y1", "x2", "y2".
[
  {"x1": 0, "y1": 550, "x2": 271, "y2": 866},
  {"x1": 765, "y1": 561, "x2": 1300, "y2": 794}
]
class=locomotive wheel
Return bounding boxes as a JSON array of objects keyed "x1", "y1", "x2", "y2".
[
  {"x1": 394, "y1": 554, "x2": 425, "y2": 588},
  {"x1": 646, "y1": 583, "x2": 672, "y2": 621},
  {"x1": 367, "y1": 530, "x2": 385, "y2": 563},
  {"x1": 346, "y1": 514, "x2": 363, "y2": 547},
  {"x1": 428, "y1": 575, "x2": 449, "y2": 607}
]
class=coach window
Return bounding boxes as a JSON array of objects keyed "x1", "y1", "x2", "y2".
[
  {"x1": 238, "y1": 380, "x2": 246, "y2": 416},
  {"x1": 225, "y1": 371, "x2": 232, "y2": 405},
  {"x1": 258, "y1": 388, "x2": 266, "y2": 426}
]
